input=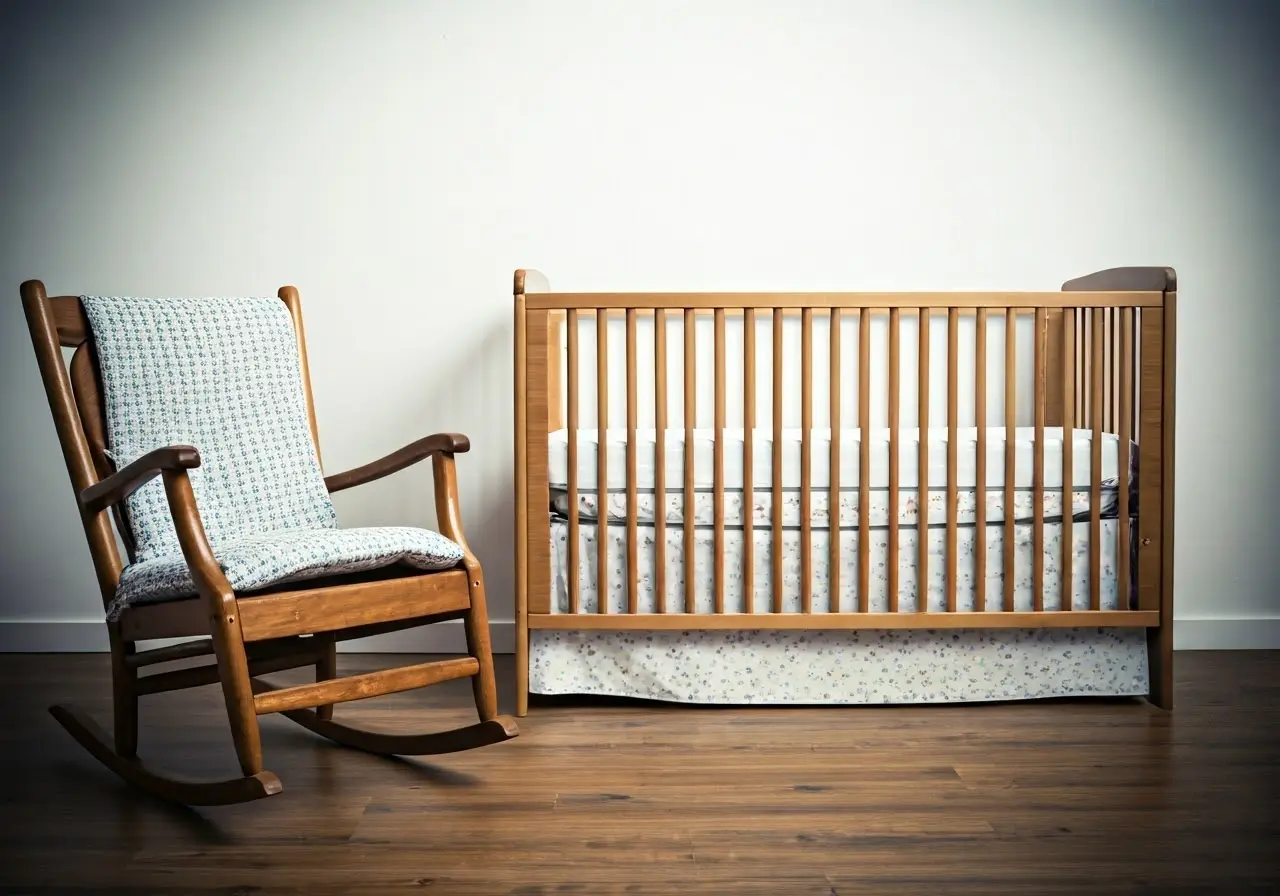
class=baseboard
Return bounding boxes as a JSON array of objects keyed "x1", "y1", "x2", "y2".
[
  {"x1": 1, "y1": 616, "x2": 1276, "y2": 653},
  {"x1": 0, "y1": 619, "x2": 515, "y2": 654},
  {"x1": 1172, "y1": 616, "x2": 1280, "y2": 651}
]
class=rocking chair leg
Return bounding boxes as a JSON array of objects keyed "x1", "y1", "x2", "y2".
[
  {"x1": 462, "y1": 560, "x2": 499, "y2": 722},
  {"x1": 208, "y1": 594, "x2": 265, "y2": 776},
  {"x1": 315, "y1": 635, "x2": 337, "y2": 722},
  {"x1": 108, "y1": 627, "x2": 138, "y2": 758}
]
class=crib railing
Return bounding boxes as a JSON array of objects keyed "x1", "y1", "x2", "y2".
[{"x1": 516, "y1": 276, "x2": 1173, "y2": 635}]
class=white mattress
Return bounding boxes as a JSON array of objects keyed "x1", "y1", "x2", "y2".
[{"x1": 549, "y1": 426, "x2": 1128, "y2": 490}]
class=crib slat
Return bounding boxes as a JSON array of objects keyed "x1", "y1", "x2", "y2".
[
  {"x1": 626, "y1": 308, "x2": 639, "y2": 615},
  {"x1": 801, "y1": 308, "x2": 814, "y2": 614},
  {"x1": 1118, "y1": 307, "x2": 1134, "y2": 610},
  {"x1": 1130, "y1": 310, "x2": 1140, "y2": 440},
  {"x1": 830, "y1": 309, "x2": 842, "y2": 613},
  {"x1": 1003, "y1": 308, "x2": 1016, "y2": 612},
  {"x1": 1090, "y1": 308, "x2": 1104, "y2": 611},
  {"x1": 772, "y1": 308, "x2": 784, "y2": 613},
  {"x1": 975, "y1": 309, "x2": 988, "y2": 611},
  {"x1": 566, "y1": 310, "x2": 580, "y2": 615},
  {"x1": 946, "y1": 308, "x2": 958, "y2": 613},
  {"x1": 714, "y1": 307, "x2": 726, "y2": 614},
  {"x1": 1061, "y1": 311, "x2": 1076, "y2": 610},
  {"x1": 1105, "y1": 308, "x2": 1111, "y2": 431},
  {"x1": 596, "y1": 309, "x2": 609, "y2": 614},
  {"x1": 684, "y1": 309, "x2": 696, "y2": 614},
  {"x1": 1076, "y1": 309, "x2": 1086, "y2": 422},
  {"x1": 1033, "y1": 307, "x2": 1047, "y2": 612},
  {"x1": 888, "y1": 308, "x2": 901, "y2": 614},
  {"x1": 654, "y1": 310, "x2": 668, "y2": 613},
  {"x1": 917, "y1": 309, "x2": 931, "y2": 612},
  {"x1": 743, "y1": 309, "x2": 756, "y2": 611},
  {"x1": 858, "y1": 309, "x2": 871, "y2": 613}
]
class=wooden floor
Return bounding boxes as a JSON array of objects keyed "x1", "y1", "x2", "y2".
[{"x1": 0, "y1": 651, "x2": 1277, "y2": 895}]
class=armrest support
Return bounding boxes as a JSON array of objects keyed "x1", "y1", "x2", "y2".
[
  {"x1": 80, "y1": 445, "x2": 201, "y2": 516},
  {"x1": 324, "y1": 432, "x2": 470, "y2": 493},
  {"x1": 431, "y1": 451, "x2": 473, "y2": 555}
]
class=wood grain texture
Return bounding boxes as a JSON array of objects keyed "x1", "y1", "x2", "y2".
[
  {"x1": 887, "y1": 308, "x2": 901, "y2": 613},
  {"x1": 714, "y1": 307, "x2": 726, "y2": 614},
  {"x1": 917, "y1": 308, "x2": 930, "y2": 611},
  {"x1": 530, "y1": 610, "x2": 1157, "y2": 630},
  {"x1": 1032, "y1": 308, "x2": 1046, "y2": 611},
  {"x1": 50, "y1": 294, "x2": 90, "y2": 345},
  {"x1": 684, "y1": 308, "x2": 697, "y2": 614},
  {"x1": 524, "y1": 309, "x2": 553, "y2": 617},
  {"x1": 253, "y1": 657, "x2": 479, "y2": 715},
  {"x1": 654, "y1": 309, "x2": 668, "y2": 612},
  {"x1": 1003, "y1": 308, "x2": 1016, "y2": 613},
  {"x1": 5, "y1": 651, "x2": 1274, "y2": 894},
  {"x1": 741, "y1": 308, "x2": 755, "y2": 608},
  {"x1": 526, "y1": 290, "x2": 1165, "y2": 310},
  {"x1": 597, "y1": 309, "x2": 610, "y2": 614},
  {"x1": 627, "y1": 308, "x2": 640, "y2": 614},
  {"x1": 829, "y1": 308, "x2": 842, "y2": 612},
  {"x1": 771, "y1": 308, "x2": 784, "y2": 613},
  {"x1": 800, "y1": 307, "x2": 813, "y2": 614},
  {"x1": 857, "y1": 309, "x2": 870, "y2": 612},
  {"x1": 974, "y1": 308, "x2": 987, "y2": 611},
  {"x1": 236, "y1": 571, "x2": 472, "y2": 642},
  {"x1": 278, "y1": 286, "x2": 321, "y2": 466},
  {"x1": 323, "y1": 433, "x2": 470, "y2": 494},
  {"x1": 1154, "y1": 291, "x2": 1177, "y2": 711},
  {"x1": 513, "y1": 289, "x2": 529, "y2": 714},
  {"x1": 1136, "y1": 310, "x2": 1164, "y2": 618}
]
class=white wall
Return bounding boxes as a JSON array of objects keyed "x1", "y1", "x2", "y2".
[{"x1": 2, "y1": 0, "x2": 1277, "y2": 651}]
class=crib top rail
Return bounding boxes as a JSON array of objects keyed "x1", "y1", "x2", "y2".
[
  {"x1": 519, "y1": 290, "x2": 1163, "y2": 311},
  {"x1": 514, "y1": 266, "x2": 1176, "y2": 311}
]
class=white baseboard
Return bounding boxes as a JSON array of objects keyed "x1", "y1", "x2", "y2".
[
  {"x1": 0, "y1": 619, "x2": 515, "y2": 654},
  {"x1": 1172, "y1": 616, "x2": 1280, "y2": 650},
  {"x1": 1, "y1": 616, "x2": 1276, "y2": 653}
]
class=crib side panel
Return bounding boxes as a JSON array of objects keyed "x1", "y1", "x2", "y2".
[{"x1": 528, "y1": 283, "x2": 1166, "y2": 633}]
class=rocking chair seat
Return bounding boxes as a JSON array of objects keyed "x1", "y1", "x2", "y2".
[{"x1": 107, "y1": 524, "x2": 464, "y2": 620}]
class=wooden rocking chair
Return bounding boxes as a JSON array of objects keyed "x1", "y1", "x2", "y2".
[{"x1": 21, "y1": 280, "x2": 517, "y2": 806}]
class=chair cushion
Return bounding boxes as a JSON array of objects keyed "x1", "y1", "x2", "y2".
[
  {"x1": 81, "y1": 295, "x2": 338, "y2": 564},
  {"x1": 106, "y1": 526, "x2": 465, "y2": 620}
]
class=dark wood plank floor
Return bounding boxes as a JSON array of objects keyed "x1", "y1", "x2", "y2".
[{"x1": 1, "y1": 651, "x2": 1277, "y2": 895}]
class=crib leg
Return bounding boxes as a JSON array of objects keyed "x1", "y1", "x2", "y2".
[
  {"x1": 1146, "y1": 624, "x2": 1174, "y2": 710},
  {"x1": 516, "y1": 622, "x2": 529, "y2": 718}
]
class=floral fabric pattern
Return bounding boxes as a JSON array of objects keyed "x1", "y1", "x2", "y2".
[{"x1": 530, "y1": 628, "x2": 1150, "y2": 704}]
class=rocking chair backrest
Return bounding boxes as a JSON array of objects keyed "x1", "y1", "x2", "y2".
[{"x1": 20, "y1": 282, "x2": 324, "y2": 611}]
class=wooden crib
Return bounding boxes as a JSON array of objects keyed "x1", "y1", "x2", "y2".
[{"x1": 513, "y1": 267, "x2": 1176, "y2": 717}]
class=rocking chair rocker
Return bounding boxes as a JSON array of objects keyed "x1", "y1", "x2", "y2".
[{"x1": 22, "y1": 280, "x2": 517, "y2": 806}]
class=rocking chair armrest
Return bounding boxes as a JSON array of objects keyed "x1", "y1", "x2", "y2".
[
  {"x1": 80, "y1": 445, "x2": 202, "y2": 515},
  {"x1": 324, "y1": 432, "x2": 471, "y2": 494}
]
